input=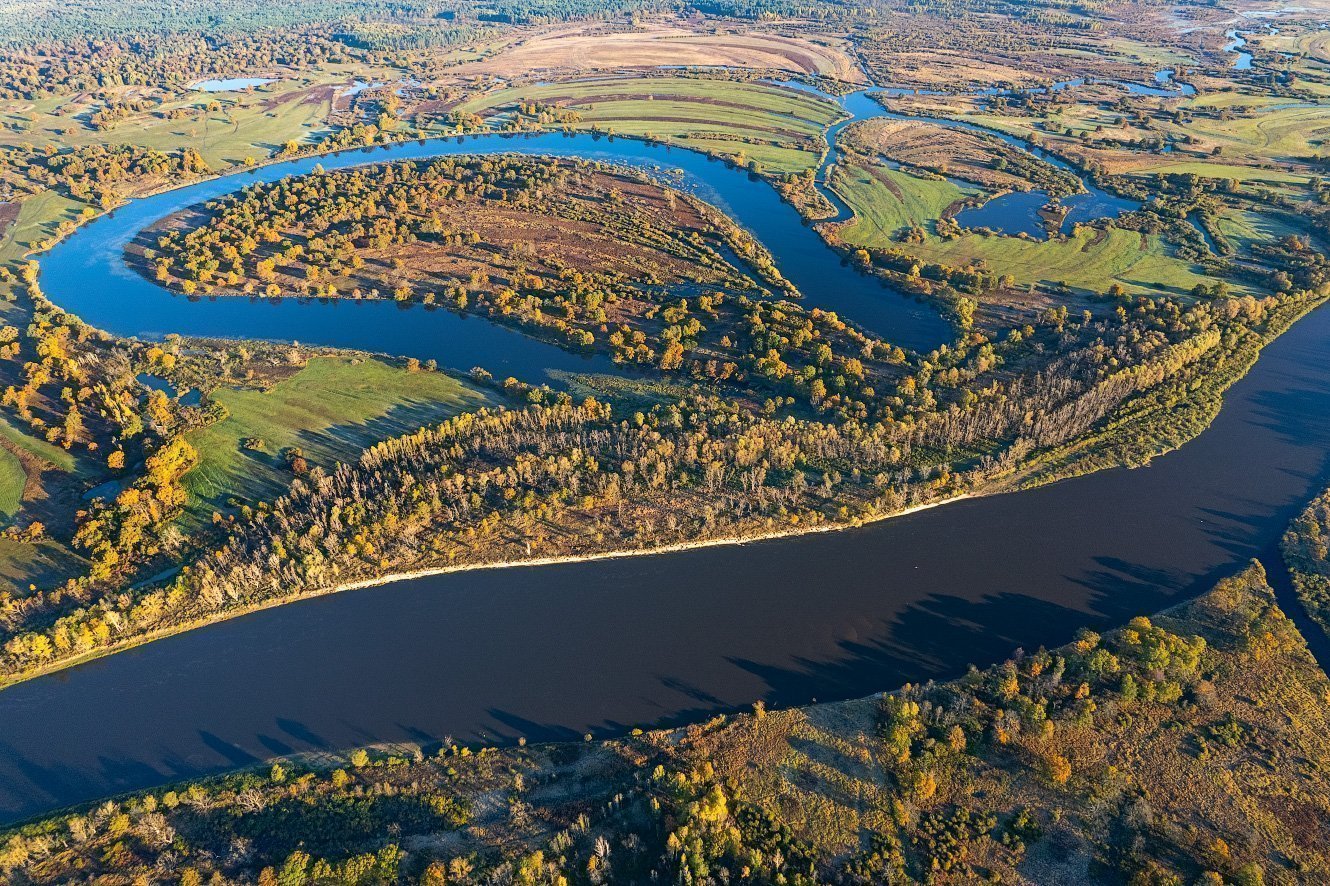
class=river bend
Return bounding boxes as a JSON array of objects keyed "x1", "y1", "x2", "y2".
[{"x1": 2, "y1": 97, "x2": 1327, "y2": 823}]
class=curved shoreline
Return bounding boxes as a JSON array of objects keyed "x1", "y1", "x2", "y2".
[
  {"x1": 6, "y1": 280, "x2": 1321, "y2": 691},
  {"x1": 0, "y1": 288, "x2": 1324, "y2": 825},
  {"x1": 16, "y1": 108, "x2": 1306, "y2": 690}
]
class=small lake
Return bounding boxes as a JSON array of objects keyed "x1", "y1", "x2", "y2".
[
  {"x1": 955, "y1": 190, "x2": 1050, "y2": 238},
  {"x1": 136, "y1": 373, "x2": 202, "y2": 406},
  {"x1": 191, "y1": 77, "x2": 277, "y2": 92}
]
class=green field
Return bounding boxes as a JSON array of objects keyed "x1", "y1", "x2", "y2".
[
  {"x1": 916, "y1": 227, "x2": 1225, "y2": 297},
  {"x1": 1215, "y1": 207, "x2": 1309, "y2": 254},
  {"x1": 0, "y1": 414, "x2": 82, "y2": 520},
  {"x1": 0, "y1": 414, "x2": 77, "y2": 472},
  {"x1": 0, "y1": 447, "x2": 23, "y2": 518},
  {"x1": 834, "y1": 159, "x2": 977, "y2": 243},
  {"x1": 965, "y1": 100, "x2": 1325, "y2": 195},
  {"x1": 452, "y1": 77, "x2": 842, "y2": 174},
  {"x1": 0, "y1": 70, "x2": 372, "y2": 169},
  {"x1": 0, "y1": 190, "x2": 85, "y2": 262},
  {"x1": 183, "y1": 356, "x2": 489, "y2": 524},
  {"x1": 846, "y1": 217, "x2": 1226, "y2": 298},
  {"x1": 0, "y1": 536, "x2": 87, "y2": 596},
  {"x1": 828, "y1": 157, "x2": 1226, "y2": 296}
]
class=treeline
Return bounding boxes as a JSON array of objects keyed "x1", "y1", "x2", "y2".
[
  {"x1": 0, "y1": 265, "x2": 225, "y2": 688},
  {"x1": 0, "y1": 30, "x2": 357, "y2": 99},
  {"x1": 1282, "y1": 486, "x2": 1330, "y2": 638},
  {"x1": 30, "y1": 143, "x2": 210, "y2": 208},
  {"x1": 0, "y1": 0, "x2": 678, "y2": 56},
  {"x1": 1, "y1": 284, "x2": 1316, "y2": 677},
  {"x1": 0, "y1": 391, "x2": 941, "y2": 674}
]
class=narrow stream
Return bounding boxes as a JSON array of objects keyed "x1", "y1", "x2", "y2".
[{"x1": 791, "y1": 82, "x2": 1141, "y2": 237}]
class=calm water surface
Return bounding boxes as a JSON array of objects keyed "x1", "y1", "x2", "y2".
[
  {"x1": 191, "y1": 77, "x2": 277, "y2": 92},
  {"x1": 3, "y1": 101, "x2": 1328, "y2": 823}
]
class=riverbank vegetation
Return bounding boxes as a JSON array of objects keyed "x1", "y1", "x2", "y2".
[
  {"x1": 5, "y1": 561, "x2": 1328, "y2": 883},
  {"x1": 0, "y1": 273, "x2": 1321, "y2": 681},
  {"x1": 182, "y1": 356, "x2": 489, "y2": 529},
  {"x1": 1283, "y1": 486, "x2": 1330, "y2": 640},
  {"x1": 1, "y1": 116, "x2": 1326, "y2": 682}
]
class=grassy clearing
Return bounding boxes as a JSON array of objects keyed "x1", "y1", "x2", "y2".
[
  {"x1": 836, "y1": 184, "x2": 1229, "y2": 298},
  {"x1": 1132, "y1": 159, "x2": 1309, "y2": 188},
  {"x1": 0, "y1": 399, "x2": 83, "y2": 519},
  {"x1": 452, "y1": 77, "x2": 841, "y2": 174},
  {"x1": 1166, "y1": 100, "x2": 1329, "y2": 163},
  {"x1": 183, "y1": 356, "x2": 488, "y2": 525},
  {"x1": 1099, "y1": 37, "x2": 1197, "y2": 68},
  {"x1": 962, "y1": 103, "x2": 1323, "y2": 191},
  {"x1": 0, "y1": 190, "x2": 85, "y2": 262},
  {"x1": 0, "y1": 536, "x2": 86, "y2": 597},
  {"x1": 1216, "y1": 207, "x2": 1309, "y2": 254},
  {"x1": 0, "y1": 448, "x2": 23, "y2": 518},
  {"x1": 0, "y1": 414, "x2": 77, "y2": 473},
  {"x1": 833, "y1": 159, "x2": 977, "y2": 243},
  {"x1": 828, "y1": 150, "x2": 1178, "y2": 292},
  {"x1": 903, "y1": 226, "x2": 1224, "y2": 297}
]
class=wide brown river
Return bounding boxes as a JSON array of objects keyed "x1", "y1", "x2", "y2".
[{"x1": 2, "y1": 122, "x2": 1328, "y2": 823}]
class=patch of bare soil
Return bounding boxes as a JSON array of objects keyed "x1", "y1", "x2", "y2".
[
  {"x1": 0, "y1": 201, "x2": 19, "y2": 242},
  {"x1": 452, "y1": 18, "x2": 863, "y2": 82},
  {"x1": 845, "y1": 118, "x2": 1045, "y2": 191}
]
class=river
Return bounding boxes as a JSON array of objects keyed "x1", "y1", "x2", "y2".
[{"x1": 1, "y1": 89, "x2": 1327, "y2": 824}]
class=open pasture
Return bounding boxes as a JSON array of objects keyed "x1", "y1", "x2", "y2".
[
  {"x1": 0, "y1": 70, "x2": 378, "y2": 169},
  {"x1": 183, "y1": 357, "x2": 488, "y2": 526},
  {"x1": 453, "y1": 76, "x2": 842, "y2": 174},
  {"x1": 833, "y1": 157, "x2": 976, "y2": 244}
]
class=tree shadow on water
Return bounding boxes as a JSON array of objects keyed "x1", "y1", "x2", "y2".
[{"x1": 728, "y1": 591, "x2": 1095, "y2": 710}]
